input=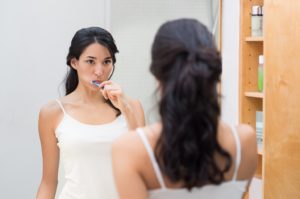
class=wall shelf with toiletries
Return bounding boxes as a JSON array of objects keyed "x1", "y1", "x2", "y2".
[
  {"x1": 240, "y1": 1, "x2": 265, "y2": 198},
  {"x1": 240, "y1": 0, "x2": 300, "y2": 198}
]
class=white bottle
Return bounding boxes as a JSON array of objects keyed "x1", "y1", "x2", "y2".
[
  {"x1": 261, "y1": 6, "x2": 264, "y2": 34},
  {"x1": 251, "y1": 5, "x2": 263, "y2": 37}
]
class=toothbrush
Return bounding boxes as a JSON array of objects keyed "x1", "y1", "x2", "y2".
[
  {"x1": 91, "y1": 80, "x2": 101, "y2": 87},
  {"x1": 91, "y1": 80, "x2": 106, "y2": 89}
]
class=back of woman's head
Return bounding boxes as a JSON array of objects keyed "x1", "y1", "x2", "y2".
[
  {"x1": 65, "y1": 27, "x2": 118, "y2": 95},
  {"x1": 150, "y1": 18, "x2": 231, "y2": 189}
]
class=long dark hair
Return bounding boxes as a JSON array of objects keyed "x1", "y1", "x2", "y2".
[
  {"x1": 65, "y1": 27, "x2": 120, "y2": 115},
  {"x1": 150, "y1": 19, "x2": 231, "y2": 189}
]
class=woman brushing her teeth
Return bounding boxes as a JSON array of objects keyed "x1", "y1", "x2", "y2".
[{"x1": 37, "y1": 27, "x2": 145, "y2": 199}]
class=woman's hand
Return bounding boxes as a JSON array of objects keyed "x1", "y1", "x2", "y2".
[
  {"x1": 99, "y1": 80, "x2": 145, "y2": 130},
  {"x1": 99, "y1": 80, "x2": 130, "y2": 112}
]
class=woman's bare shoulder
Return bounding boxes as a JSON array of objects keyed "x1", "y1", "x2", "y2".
[
  {"x1": 235, "y1": 124, "x2": 257, "y2": 156},
  {"x1": 39, "y1": 99, "x2": 66, "y2": 128},
  {"x1": 112, "y1": 128, "x2": 145, "y2": 172},
  {"x1": 237, "y1": 124, "x2": 258, "y2": 179},
  {"x1": 113, "y1": 128, "x2": 144, "y2": 153},
  {"x1": 219, "y1": 121, "x2": 256, "y2": 149},
  {"x1": 237, "y1": 124, "x2": 257, "y2": 151},
  {"x1": 219, "y1": 121, "x2": 257, "y2": 180},
  {"x1": 113, "y1": 125, "x2": 159, "y2": 161}
]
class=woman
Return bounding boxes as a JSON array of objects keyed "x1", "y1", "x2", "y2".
[
  {"x1": 112, "y1": 19, "x2": 257, "y2": 199},
  {"x1": 37, "y1": 27, "x2": 145, "y2": 199}
]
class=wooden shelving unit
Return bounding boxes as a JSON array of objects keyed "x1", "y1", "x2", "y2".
[{"x1": 239, "y1": 0, "x2": 300, "y2": 198}]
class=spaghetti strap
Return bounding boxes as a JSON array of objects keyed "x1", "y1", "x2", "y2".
[
  {"x1": 55, "y1": 99, "x2": 66, "y2": 115},
  {"x1": 136, "y1": 128, "x2": 167, "y2": 189},
  {"x1": 230, "y1": 125, "x2": 242, "y2": 181}
]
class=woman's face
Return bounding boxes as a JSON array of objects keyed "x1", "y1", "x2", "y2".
[{"x1": 71, "y1": 42, "x2": 113, "y2": 89}]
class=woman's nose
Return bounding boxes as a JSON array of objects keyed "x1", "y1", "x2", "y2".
[{"x1": 94, "y1": 64, "x2": 104, "y2": 77}]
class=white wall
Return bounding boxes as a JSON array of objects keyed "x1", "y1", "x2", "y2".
[
  {"x1": 221, "y1": 0, "x2": 240, "y2": 125},
  {"x1": 0, "y1": 0, "x2": 107, "y2": 198}
]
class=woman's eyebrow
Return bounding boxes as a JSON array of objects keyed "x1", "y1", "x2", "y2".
[{"x1": 86, "y1": 56, "x2": 96, "y2": 59}]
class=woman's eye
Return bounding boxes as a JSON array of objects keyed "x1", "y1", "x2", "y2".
[
  {"x1": 86, "y1": 60, "x2": 95, "y2": 64},
  {"x1": 104, "y1": 60, "x2": 112, "y2": 65}
]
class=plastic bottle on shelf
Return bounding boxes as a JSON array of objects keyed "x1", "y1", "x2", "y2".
[
  {"x1": 258, "y1": 55, "x2": 264, "y2": 92},
  {"x1": 251, "y1": 5, "x2": 263, "y2": 37},
  {"x1": 261, "y1": 6, "x2": 264, "y2": 34}
]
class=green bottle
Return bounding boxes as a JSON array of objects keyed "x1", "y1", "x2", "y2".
[{"x1": 258, "y1": 55, "x2": 264, "y2": 92}]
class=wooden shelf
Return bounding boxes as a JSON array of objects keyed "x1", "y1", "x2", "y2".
[
  {"x1": 245, "y1": 36, "x2": 264, "y2": 42},
  {"x1": 244, "y1": 92, "x2": 264, "y2": 99},
  {"x1": 240, "y1": 1, "x2": 300, "y2": 197},
  {"x1": 240, "y1": 0, "x2": 300, "y2": 197},
  {"x1": 240, "y1": 1, "x2": 265, "y2": 197}
]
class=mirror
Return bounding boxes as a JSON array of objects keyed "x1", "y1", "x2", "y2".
[{"x1": 0, "y1": 0, "x2": 221, "y2": 197}]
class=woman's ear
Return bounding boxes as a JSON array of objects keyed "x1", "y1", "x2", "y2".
[{"x1": 70, "y1": 58, "x2": 78, "y2": 70}]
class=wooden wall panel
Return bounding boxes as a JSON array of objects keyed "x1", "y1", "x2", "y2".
[{"x1": 264, "y1": 0, "x2": 300, "y2": 198}]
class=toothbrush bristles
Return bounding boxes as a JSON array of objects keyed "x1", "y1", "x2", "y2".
[{"x1": 91, "y1": 80, "x2": 101, "y2": 87}]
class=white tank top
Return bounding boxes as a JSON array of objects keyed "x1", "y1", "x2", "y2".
[
  {"x1": 136, "y1": 126, "x2": 249, "y2": 199},
  {"x1": 55, "y1": 99, "x2": 127, "y2": 199}
]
